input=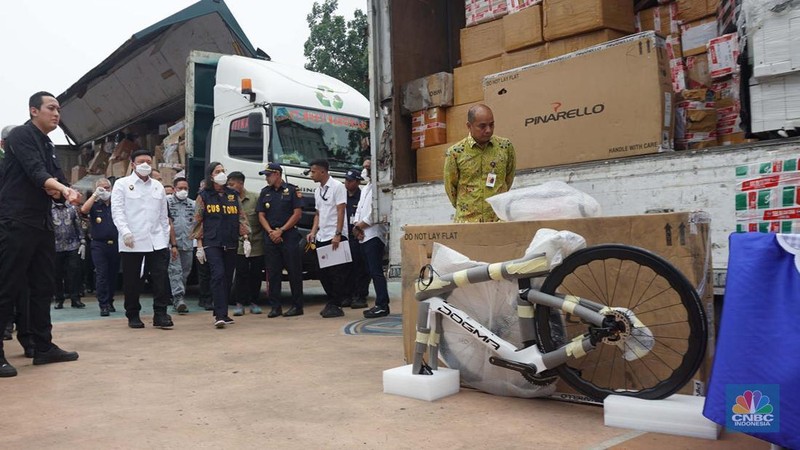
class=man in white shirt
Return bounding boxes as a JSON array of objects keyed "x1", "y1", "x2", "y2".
[
  {"x1": 306, "y1": 159, "x2": 349, "y2": 318},
  {"x1": 352, "y1": 159, "x2": 390, "y2": 318},
  {"x1": 111, "y1": 149, "x2": 174, "y2": 329}
]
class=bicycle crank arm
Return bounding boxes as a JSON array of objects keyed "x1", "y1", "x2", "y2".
[{"x1": 489, "y1": 356, "x2": 538, "y2": 376}]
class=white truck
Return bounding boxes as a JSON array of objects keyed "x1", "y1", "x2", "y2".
[{"x1": 364, "y1": 0, "x2": 800, "y2": 293}]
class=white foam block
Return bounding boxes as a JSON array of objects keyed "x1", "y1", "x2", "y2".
[
  {"x1": 383, "y1": 364, "x2": 460, "y2": 401},
  {"x1": 604, "y1": 394, "x2": 721, "y2": 440}
]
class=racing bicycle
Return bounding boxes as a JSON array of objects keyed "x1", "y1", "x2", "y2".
[{"x1": 412, "y1": 244, "x2": 708, "y2": 401}]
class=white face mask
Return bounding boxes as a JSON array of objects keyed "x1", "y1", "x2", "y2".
[
  {"x1": 135, "y1": 163, "x2": 152, "y2": 177},
  {"x1": 98, "y1": 191, "x2": 111, "y2": 201},
  {"x1": 361, "y1": 168, "x2": 369, "y2": 182},
  {"x1": 213, "y1": 172, "x2": 228, "y2": 186},
  {"x1": 174, "y1": 190, "x2": 189, "y2": 201}
]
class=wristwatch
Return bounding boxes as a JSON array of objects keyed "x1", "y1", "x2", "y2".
[{"x1": 335, "y1": 231, "x2": 342, "y2": 236}]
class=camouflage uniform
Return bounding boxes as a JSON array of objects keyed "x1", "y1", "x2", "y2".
[{"x1": 444, "y1": 134, "x2": 516, "y2": 223}]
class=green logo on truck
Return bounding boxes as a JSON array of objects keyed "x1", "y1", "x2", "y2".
[{"x1": 315, "y1": 85, "x2": 344, "y2": 110}]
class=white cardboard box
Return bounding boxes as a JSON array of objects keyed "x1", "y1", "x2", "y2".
[
  {"x1": 749, "y1": 72, "x2": 800, "y2": 133},
  {"x1": 751, "y1": 6, "x2": 800, "y2": 79}
]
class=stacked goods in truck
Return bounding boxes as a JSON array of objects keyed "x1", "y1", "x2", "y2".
[
  {"x1": 666, "y1": 35, "x2": 687, "y2": 93},
  {"x1": 749, "y1": 4, "x2": 800, "y2": 79},
  {"x1": 106, "y1": 138, "x2": 136, "y2": 178},
  {"x1": 635, "y1": 2, "x2": 679, "y2": 37},
  {"x1": 686, "y1": 54, "x2": 711, "y2": 88},
  {"x1": 158, "y1": 119, "x2": 187, "y2": 186},
  {"x1": 545, "y1": 29, "x2": 628, "y2": 59},
  {"x1": 542, "y1": 0, "x2": 634, "y2": 41},
  {"x1": 506, "y1": 0, "x2": 540, "y2": 15},
  {"x1": 735, "y1": 158, "x2": 800, "y2": 233},
  {"x1": 749, "y1": 73, "x2": 800, "y2": 134},
  {"x1": 87, "y1": 144, "x2": 110, "y2": 175},
  {"x1": 676, "y1": 89, "x2": 718, "y2": 149},
  {"x1": 402, "y1": 72, "x2": 454, "y2": 114},
  {"x1": 675, "y1": 0, "x2": 720, "y2": 23},
  {"x1": 713, "y1": 75, "x2": 746, "y2": 145},
  {"x1": 484, "y1": 32, "x2": 673, "y2": 170},
  {"x1": 465, "y1": 0, "x2": 508, "y2": 27},
  {"x1": 502, "y1": 3, "x2": 542, "y2": 52},
  {"x1": 416, "y1": 142, "x2": 454, "y2": 182},
  {"x1": 681, "y1": 16, "x2": 718, "y2": 57},
  {"x1": 454, "y1": 57, "x2": 502, "y2": 104},
  {"x1": 411, "y1": 108, "x2": 447, "y2": 150},
  {"x1": 707, "y1": 33, "x2": 739, "y2": 80},
  {"x1": 461, "y1": 14, "x2": 505, "y2": 64}
]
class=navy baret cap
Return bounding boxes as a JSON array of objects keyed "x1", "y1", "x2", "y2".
[
  {"x1": 259, "y1": 162, "x2": 283, "y2": 175},
  {"x1": 345, "y1": 168, "x2": 363, "y2": 181}
]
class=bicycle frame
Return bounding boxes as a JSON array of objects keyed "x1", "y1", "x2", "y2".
[{"x1": 412, "y1": 251, "x2": 612, "y2": 377}]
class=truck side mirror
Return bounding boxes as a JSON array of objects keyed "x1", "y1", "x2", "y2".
[{"x1": 248, "y1": 112, "x2": 263, "y2": 138}]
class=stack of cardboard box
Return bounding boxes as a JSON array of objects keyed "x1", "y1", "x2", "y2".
[
  {"x1": 403, "y1": 73, "x2": 454, "y2": 182},
  {"x1": 735, "y1": 158, "x2": 800, "y2": 233},
  {"x1": 675, "y1": 88, "x2": 718, "y2": 149}
]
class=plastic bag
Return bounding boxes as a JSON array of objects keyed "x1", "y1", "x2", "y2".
[{"x1": 486, "y1": 180, "x2": 601, "y2": 222}]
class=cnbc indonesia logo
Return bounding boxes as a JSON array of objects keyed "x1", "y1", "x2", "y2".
[{"x1": 728, "y1": 388, "x2": 778, "y2": 432}]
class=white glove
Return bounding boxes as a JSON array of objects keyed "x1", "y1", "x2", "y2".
[
  {"x1": 243, "y1": 239, "x2": 252, "y2": 257},
  {"x1": 93, "y1": 187, "x2": 106, "y2": 198},
  {"x1": 78, "y1": 243, "x2": 86, "y2": 260},
  {"x1": 123, "y1": 233, "x2": 135, "y2": 248},
  {"x1": 196, "y1": 246, "x2": 206, "y2": 264}
]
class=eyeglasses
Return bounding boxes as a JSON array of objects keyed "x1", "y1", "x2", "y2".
[{"x1": 320, "y1": 185, "x2": 329, "y2": 201}]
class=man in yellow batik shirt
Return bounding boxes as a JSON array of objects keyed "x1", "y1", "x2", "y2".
[{"x1": 444, "y1": 104, "x2": 516, "y2": 223}]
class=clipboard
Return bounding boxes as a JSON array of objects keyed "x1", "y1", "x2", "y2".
[{"x1": 316, "y1": 241, "x2": 352, "y2": 268}]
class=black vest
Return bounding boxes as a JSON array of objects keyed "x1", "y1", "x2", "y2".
[{"x1": 199, "y1": 187, "x2": 240, "y2": 248}]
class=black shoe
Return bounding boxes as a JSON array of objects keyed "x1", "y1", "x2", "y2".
[
  {"x1": 24, "y1": 347, "x2": 35, "y2": 358},
  {"x1": 153, "y1": 313, "x2": 174, "y2": 329},
  {"x1": 320, "y1": 304, "x2": 344, "y2": 318},
  {"x1": 2, "y1": 329, "x2": 11, "y2": 341},
  {"x1": 341, "y1": 298, "x2": 352, "y2": 308},
  {"x1": 283, "y1": 306, "x2": 304, "y2": 317},
  {"x1": 222, "y1": 316, "x2": 235, "y2": 325},
  {"x1": 363, "y1": 305, "x2": 390, "y2": 318},
  {"x1": 128, "y1": 316, "x2": 145, "y2": 329},
  {"x1": 54, "y1": 302, "x2": 64, "y2": 310},
  {"x1": 109, "y1": 303, "x2": 116, "y2": 313},
  {"x1": 100, "y1": 307, "x2": 110, "y2": 317},
  {"x1": 350, "y1": 298, "x2": 368, "y2": 309},
  {"x1": 71, "y1": 300, "x2": 86, "y2": 309},
  {"x1": 32, "y1": 345, "x2": 79, "y2": 365},
  {"x1": 0, "y1": 357, "x2": 17, "y2": 377},
  {"x1": 267, "y1": 307, "x2": 283, "y2": 318}
]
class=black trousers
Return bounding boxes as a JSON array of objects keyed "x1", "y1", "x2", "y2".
[
  {"x1": 346, "y1": 237, "x2": 370, "y2": 301},
  {"x1": 197, "y1": 257, "x2": 212, "y2": 307},
  {"x1": 316, "y1": 238, "x2": 350, "y2": 307},
  {"x1": 264, "y1": 229, "x2": 303, "y2": 308},
  {"x1": 232, "y1": 253, "x2": 264, "y2": 305},
  {"x1": 54, "y1": 249, "x2": 82, "y2": 304},
  {"x1": 120, "y1": 249, "x2": 171, "y2": 318},
  {"x1": 205, "y1": 246, "x2": 236, "y2": 319},
  {"x1": 0, "y1": 219, "x2": 56, "y2": 356}
]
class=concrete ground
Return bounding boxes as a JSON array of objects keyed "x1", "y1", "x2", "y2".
[{"x1": 1, "y1": 281, "x2": 768, "y2": 449}]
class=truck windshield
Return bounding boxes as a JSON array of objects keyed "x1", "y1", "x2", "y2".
[{"x1": 271, "y1": 105, "x2": 369, "y2": 172}]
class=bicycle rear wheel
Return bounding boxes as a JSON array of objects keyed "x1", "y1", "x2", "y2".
[{"x1": 536, "y1": 244, "x2": 707, "y2": 400}]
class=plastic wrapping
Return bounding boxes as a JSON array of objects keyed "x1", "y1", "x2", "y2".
[
  {"x1": 431, "y1": 228, "x2": 586, "y2": 398},
  {"x1": 486, "y1": 180, "x2": 601, "y2": 222},
  {"x1": 743, "y1": 0, "x2": 799, "y2": 31}
]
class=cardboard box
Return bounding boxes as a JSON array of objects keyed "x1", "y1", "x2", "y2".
[
  {"x1": 401, "y1": 212, "x2": 715, "y2": 401},
  {"x1": 670, "y1": 58, "x2": 688, "y2": 93},
  {"x1": 751, "y1": 6, "x2": 800, "y2": 79},
  {"x1": 666, "y1": 34, "x2": 683, "y2": 60},
  {"x1": 676, "y1": 0, "x2": 718, "y2": 22},
  {"x1": 158, "y1": 165, "x2": 178, "y2": 187},
  {"x1": 465, "y1": 0, "x2": 508, "y2": 27},
  {"x1": 70, "y1": 165, "x2": 87, "y2": 184},
  {"x1": 415, "y1": 141, "x2": 453, "y2": 182},
  {"x1": 411, "y1": 108, "x2": 447, "y2": 149},
  {"x1": 708, "y1": 33, "x2": 739, "y2": 79},
  {"x1": 749, "y1": 71, "x2": 800, "y2": 133},
  {"x1": 461, "y1": 19, "x2": 505, "y2": 65},
  {"x1": 484, "y1": 32, "x2": 673, "y2": 171},
  {"x1": 503, "y1": 4, "x2": 543, "y2": 52},
  {"x1": 543, "y1": 0, "x2": 634, "y2": 41},
  {"x1": 109, "y1": 160, "x2": 130, "y2": 178},
  {"x1": 507, "y1": 0, "x2": 540, "y2": 14},
  {"x1": 87, "y1": 150, "x2": 110, "y2": 175},
  {"x1": 501, "y1": 45, "x2": 547, "y2": 70},
  {"x1": 110, "y1": 138, "x2": 136, "y2": 162},
  {"x1": 681, "y1": 17, "x2": 718, "y2": 57},
  {"x1": 454, "y1": 56, "x2": 503, "y2": 104},
  {"x1": 403, "y1": 72, "x2": 454, "y2": 113},
  {"x1": 686, "y1": 53, "x2": 711, "y2": 89},
  {"x1": 718, "y1": 131, "x2": 747, "y2": 146},
  {"x1": 545, "y1": 29, "x2": 628, "y2": 59},
  {"x1": 635, "y1": 3, "x2": 679, "y2": 37}
]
